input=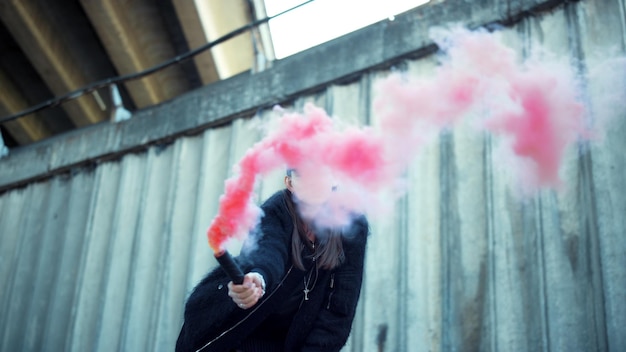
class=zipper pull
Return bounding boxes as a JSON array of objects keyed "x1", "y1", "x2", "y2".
[{"x1": 330, "y1": 274, "x2": 335, "y2": 288}]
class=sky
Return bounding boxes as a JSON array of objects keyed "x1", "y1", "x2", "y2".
[{"x1": 264, "y1": 0, "x2": 429, "y2": 59}]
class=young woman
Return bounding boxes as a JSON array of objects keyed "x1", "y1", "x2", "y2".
[{"x1": 176, "y1": 170, "x2": 369, "y2": 352}]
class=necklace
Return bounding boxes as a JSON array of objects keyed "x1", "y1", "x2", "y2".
[
  {"x1": 302, "y1": 223, "x2": 318, "y2": 301},
  {"x1": 303, "y1": 259, "x2": 318, "y2": 301}
]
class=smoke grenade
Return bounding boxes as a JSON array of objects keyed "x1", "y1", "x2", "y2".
[{"x1": 214, "y1": 250, "x2": 244, "y2": 285}]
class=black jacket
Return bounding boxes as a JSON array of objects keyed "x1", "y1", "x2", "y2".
[{"x1": 176, "y1": 190, "x2": 369, "y2": 352}]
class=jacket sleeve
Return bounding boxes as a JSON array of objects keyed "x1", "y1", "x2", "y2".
[
  {"x1": 243, "y1": 191, "x2": 293, "y2": 290},
  {"x1": 175, "y1": 265, "x2": 239, "y2": 352},
  {"x1": 176, "y1": 191, "x2": 294, "y2": 352},
  {"x1": 301, "y1": 216, "x2": 369, "y2": 352}
]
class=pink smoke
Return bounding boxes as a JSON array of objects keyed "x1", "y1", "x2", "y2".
[
  {"x1": 375, "y1": 27, "x2": 589, "y2": 192},
  {"x1": 207, "y1": 104, "x2": 388, "y2": 251},
  {"x1": 208, "y1": 27, "x2": 594, "y2": 250}
]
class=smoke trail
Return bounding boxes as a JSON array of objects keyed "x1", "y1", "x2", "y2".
[
  {"x1": 375, "y1": 27, "x2": 589, "y2": 193},
  {"x1": 207, "y1": 104, "x2": 389, "y2": 251},
  {"x1": 207, "y1": 27, "x2": 605, "y2": 250}
]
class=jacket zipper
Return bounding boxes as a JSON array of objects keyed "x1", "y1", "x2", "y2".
[{"x1": 327, "y1": 273, "x2": 335, "y2": 309}]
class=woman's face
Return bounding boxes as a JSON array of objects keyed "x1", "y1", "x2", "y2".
[{"x1": 284, "y1": 170, "x2": 335, "y2": 205}]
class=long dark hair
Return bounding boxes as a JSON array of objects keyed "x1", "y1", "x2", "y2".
[{"x1": 283, "y1": 189, "x2": 344, "y2": 270}]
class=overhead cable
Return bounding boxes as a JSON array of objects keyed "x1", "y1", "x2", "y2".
[{"x1": 0, "y1": 0, "x2": 314, "y2": 125}]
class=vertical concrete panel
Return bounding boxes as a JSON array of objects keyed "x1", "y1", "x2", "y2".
[
  {"x1": 68, "y1": 162, "x2": 121, "y2": 352},
  {"x1": 553, "y1": 6, "x2": 612, "y2": 346},
  {"x1": 487, "y1": 110, "x2": 548, "y2": 352},
  {"x1": 94, "y1": 154, "x2": 147, "y2": 352},
  {"x1": 394, "y1": 193, "x2": 411, "y2": 352},
  {"x1": 590, "y1": 108, "x2": 626, "y2": 352},
  {"x1": 577, "y1": 1, "x2": 626, "y2": 350},
  {"x1": 485, "y1": 23, "x2": 543, "y2": 352},
  {"x1": 359, "y1": 71, "x2": 403, "y2": 352},
  {"x1": 575, "y1": 0, "x2": 626, "y2": 51},
  {"x1": 295, "y1": 92, "x2": 327, "y2": 114},
  {"x1": 186, "y1": 126, "x2": 231, "y2": 291},
  {"x1": 118, "y1": 146, "x2": 173, "y2": 352},
  {"x1": 439, "y1": 132, "x2": 464, "y2": 352},
  {"x1": 445, "y1": 121, "x2": 490, "y2": 350},
  {"x1": 361, "y1": 205, "x2": 402, "y2": 352},
  {"x1": 153, "y1": 137, "x2": 204, "y2": 352},
  {"x1": 397, "y1": 57, "x2": 443, "y2": 352},
  {"x1": 22, "y1": 178, "x2": 71, "y2": 352},
  {"x1": 228, "y1": 116, "x2": 262, "y2": 178},
  {"x1": 327, "y1": 83, "x2": 366, "y2": 126},
  {"x1": 0, "y1": 188, "x2": 30, "y2": 338},
  {"x1": 538, "y1": 189, "x2": 596, "y2": 351},
  {"x1": 0, "y1": 182, "x2": 51, "y2": 352},
  {"x1": 507, "y1": 197, "x2": 548, "y2": 351},
  {"x1": 439, "y1": 131, "x2": 456, "y2": 352},
  {"x1": 489, "y1": 148, "x2": 555, "y2": 352},
  {"x1": 405, "y1": 144, "x2": 442, "y2": 352},
  {"x1": 256, "y1": 109, "x2": 285, "y2": 203},
  {"x1": 489, "y1": 194, "x2": 541, "y2": 350},
  {"x1": 532, "y1": 6, "x2": 606, "y2": 351},
  {"x1": 41, "y1": 171, "x2": 95, "y2": 351}
]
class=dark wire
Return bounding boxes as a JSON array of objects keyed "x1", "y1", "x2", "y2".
[{"x1": 0, "y1": 0, "x2": 314, "y2": 125}]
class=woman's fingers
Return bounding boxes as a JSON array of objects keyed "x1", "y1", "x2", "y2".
[
  {"x1": 236, "y1": 288, "x2": 263, "y2": 309},
  {"x1": 228, "y1": 282, "x2": 254, "y2": 298},
  {"x1": 228, "y1": 279, "x2": 264, "y2": 309}
]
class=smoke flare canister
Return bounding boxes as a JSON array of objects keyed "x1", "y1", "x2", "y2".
[{"x1": 214, "y1": 250, "x2": 245, "y2": 285}]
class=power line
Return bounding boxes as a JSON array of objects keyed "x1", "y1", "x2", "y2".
[{"x1": 0, "y1": 0, "x2": 314, "y2": 125}]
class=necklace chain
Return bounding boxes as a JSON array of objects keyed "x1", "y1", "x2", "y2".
[
  {"x1": 303, "y1": 224, "x2": 318, "y2": 301},
  {"x1": 303, "y1": 259, "x2": 318, "y2": 300}
]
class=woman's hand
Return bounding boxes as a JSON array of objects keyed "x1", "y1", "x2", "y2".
[{"x1": 228, "y1": 272, "x2": 266, "y2": 309}]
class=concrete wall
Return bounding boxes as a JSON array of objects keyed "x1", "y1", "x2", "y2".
[{"x1": 1, "y1": 0, "x2": 624, "y2": 351}]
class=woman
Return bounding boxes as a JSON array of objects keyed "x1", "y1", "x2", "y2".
[{"x1": 176, "y1": 170, "x2": 369, "y2": 352}]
